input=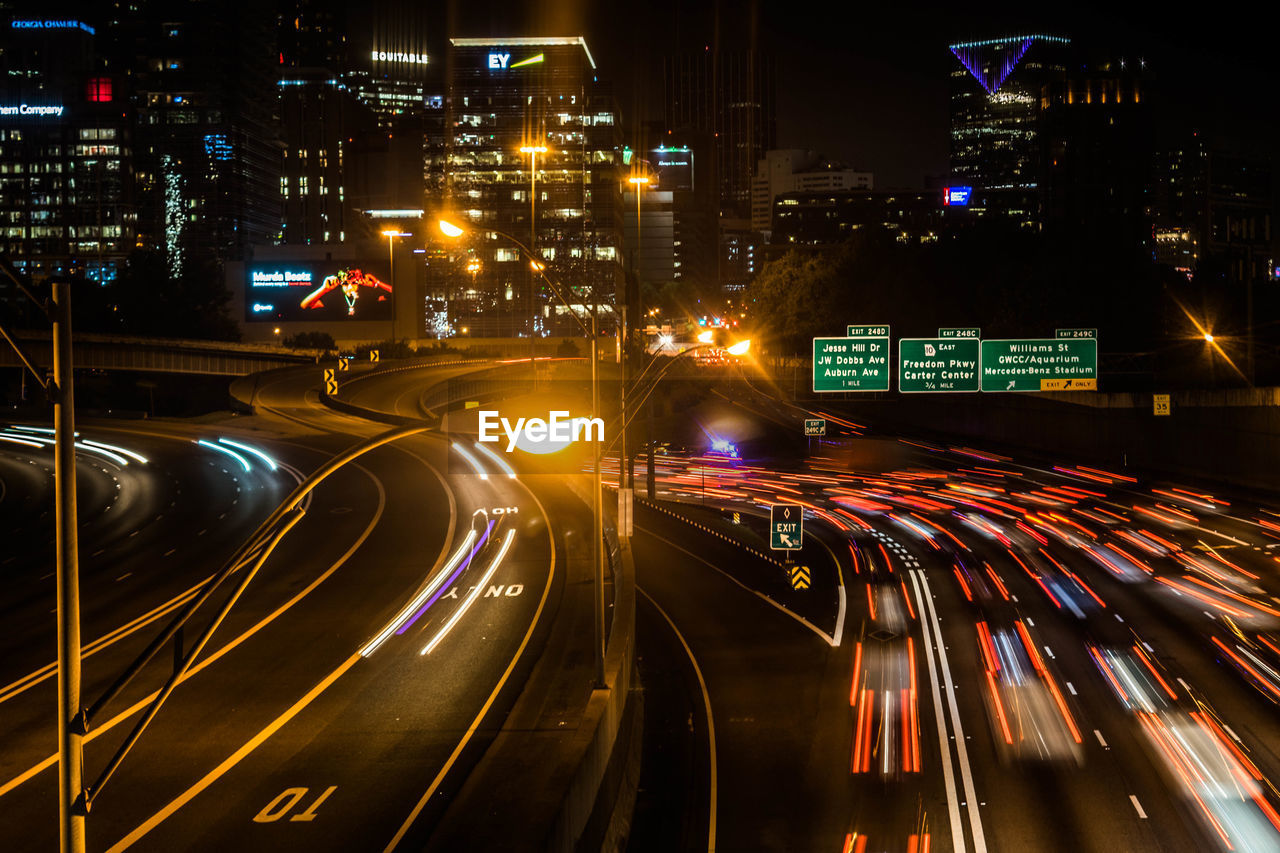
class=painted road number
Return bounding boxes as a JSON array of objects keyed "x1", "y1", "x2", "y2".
[{"x1": 253, "y1": 786, "x2": 337, "y2": 823}]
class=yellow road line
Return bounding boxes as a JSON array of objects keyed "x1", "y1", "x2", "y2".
[
  {"x1": 106, "y1": 653, "x2": 361, "y2": 852},
  {"x1": 382, "y1": 475, "x2": 557, "y2": 851},
  {"x1": 0, "y1": 463, "x2": 386, "y2": 800}
]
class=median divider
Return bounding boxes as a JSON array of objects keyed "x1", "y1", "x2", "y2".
[{"x1": 635, "y1": 495, "x2": 787, "y2": 569}]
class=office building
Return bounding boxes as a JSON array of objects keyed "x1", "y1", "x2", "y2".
[
  {"x1": 949, "y1": 34, "x2": 1070, "y2": 226},
  {"x1": 342, "y1": 1, "x2": 436, "y2": 128},
  {"x1": 0, "y1": 14, "x2": 135, "y2": 283},
  {"x1": 122, "y1": 2, "x2": 282, "y2": 274},
  {"x1": 770, "y1": 190, "x2": 948, "y2": 251},
  {"x1": 751, "y1": 149, "x2": 873, "y2": 235},
  {"x1": 1039, "y1": 56, "x2": 1154, "y2": 248},
  {"x1": 434, "y1": 36, "x2": 621, "y2": 338}
]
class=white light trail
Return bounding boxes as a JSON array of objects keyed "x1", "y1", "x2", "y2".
[
  {"x1": 471, "y1": 440, "x2": 516, "y2": 478},
  {"x1": 451, "y1": 441, "x2": 488, "y2": 479},
  {"x1": 217, "y1": 437, "x2": 277, "y2": 471},
  {"x1": 360, "y1": 530, "x2": 478, "y2": 657},
  {"x1": 81, "y1": 439, "x2": 148, "y2": 465},
  {"x1": 420, "y1": 528, "x2": 516, "y2": 655},
  {"x1": 196, "y1": 439, "x2": 251, "y2": 472},
  {"x1": 0, "y1": 434, "x2": 44, "y2": 449}
]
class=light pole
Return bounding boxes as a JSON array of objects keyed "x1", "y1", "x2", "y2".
[
  {"x1": 519, "y1": 144, "x2": 547, "y2": 344},
  {"x1": 439, "y1": 217, "x2": 607, "y2": 687},
  {"x1": 622, "y1": 174, "x2": 650, "y2": 498},
  {"x1": 0, "y1": 265, "x2": 84, "y2": 853},
  {"x1": 381, "y1": 229, "x2": 410, "y2": 344}
]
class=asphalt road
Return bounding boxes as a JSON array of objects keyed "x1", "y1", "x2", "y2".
[
  {"x1": 627, "y1": 426, "x2": 1280, "y2": 853},
  {"x1": 7, "y1": 356, "x2": 1280, "y2": 853},
  {"x1": 0, "y1": 361, "x2": 567, "y2": 851}
]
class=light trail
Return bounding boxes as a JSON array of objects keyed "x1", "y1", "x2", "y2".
[
  {"x1": 217, "y1": 437, "x2": 276, "y2": 471},
  {"x1": 395, "y1": 521, "x2": 494, "y2": 636},
  {"x1": 359, "y1": 529, "x2": 479, "y2": 657},
  {"x1": 195, "y1": 439, "x2": 252, "y2": 472},
  {"x1": 80, "y1": 438, "x2": 149, "y2": 465},
  {"x1": 471, "y1": 440, "x2": 517, "y2": 478},
  {"x1": 420, "y1": 528, "x2": 517, "y2": 655},
  {"x1": 450, "y1": 441, "x2": 488, "y2": 479}
]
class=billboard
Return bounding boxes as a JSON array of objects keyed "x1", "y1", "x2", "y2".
[
  {"x1": 943, "y1": 186, "x2": 972, "y2": 206},
  {"x1": 246, "y1": 262, "x2": 392, "y2": 322}
]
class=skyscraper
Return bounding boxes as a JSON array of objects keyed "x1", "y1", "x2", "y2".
[
  {"x1": 0, "y1": 14, "x2": 134, "y2": 283},
  {"x1": 663, "y1": 49, "x2": 776, "y2": 219},
  {"x1": 948, "y1": 34, "x2": 1070, "y2": 225},
  {"x1": 121, "y1": 1, "x2": 282, "y2": 274},
  {"x1": 435, "y1": 36, "x2": 621, "y2": 338}
]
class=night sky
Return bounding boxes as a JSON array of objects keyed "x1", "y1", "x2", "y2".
[{"x1": 444, "y1": 0, "x2": 1279, "y2": 188}]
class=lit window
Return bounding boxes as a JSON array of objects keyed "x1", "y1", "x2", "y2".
[{"x1": 86, "y1": 78, "x2": 113, "y2": 103}]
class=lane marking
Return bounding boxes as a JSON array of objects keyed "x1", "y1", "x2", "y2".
[
  {"x1": 639, "y1": 527, "x2": 835, "y2": 646},
  {"x1": 909, "y1": 569, "x2": 965, "y2": 853},
  {"x1": 915, "y1": 568, "x2": 987, "y2": 853},
  {"x1": 1066, "y1": 682, "x2": 1077, "y2": 696},
  {"x1": 0, "y1": 581, "x2": 210, "y2": 705},
  {"x1": 0, "y1": 464, "x2": 388, "y2": 800},
  {"x1": 639, "y1": 586, "x2": 717, "y2": 853},
  {"x1": 1094, "y1": 729, "x2": 1109, "y2": 748},
  {"x1": 106, "y1": 657, "x2": 360, "y2": 851},
  {"x1": 383, "y1": 473, "x2": 557, "y2": 852},
  {"x1": 1130, "y1": 795, "x2": 1147, "y2": 819}
]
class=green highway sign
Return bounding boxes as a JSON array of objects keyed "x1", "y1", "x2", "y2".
[
  {"x1": 981, "y1": 338, "x2": 1098, "y2": 392},
  {"x1": 770, "y1": 504, "x2": 803, "y2": 550},
  {"x1": 813, "y1": 335, "x2": 890, "y2": 392},
  {"x1": 1055, "y1": 328, "x2": 1097, "y2": 339},
  {"x1": 847, "y1": 325, "x2": 889, "y2": 337},
  {"x1": 899, "y1": 338, "x2": 980, "y2": 392},
  {"x1": 804, "y1": 418, "x2": 826, "y2": 436},
  {"x1": 938, "y1": 327, "x2": 981, "y2": 339}
]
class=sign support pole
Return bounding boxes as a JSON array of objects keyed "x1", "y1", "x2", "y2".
[{"x1": 53, "y1": 280, "x2": 86, "y2": 853}]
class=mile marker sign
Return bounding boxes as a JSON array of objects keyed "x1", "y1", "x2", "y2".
[{"x1": 771, "y1": 504, "x2": 803, "y2": 551}]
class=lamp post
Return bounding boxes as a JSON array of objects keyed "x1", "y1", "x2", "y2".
[
  {"x1": 622, "y1": 174, "x2": 650, "y2": 498},
  {"x1": 381, "y1": 229, "x2": 410, "y2": 344},
  {"x1": 439, "y1": 217, "x2": 607, "y2": 687},
  {"x1": 519, "y1": 144, "x2": 548, "y2": 343}
]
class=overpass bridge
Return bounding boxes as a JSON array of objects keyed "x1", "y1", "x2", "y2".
[{"x1": 0, "y1": 331, "x2": 320, "y2": 376}]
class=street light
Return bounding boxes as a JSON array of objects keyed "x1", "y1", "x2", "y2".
[
  {"x1": 519, "y1": 144, "x2": 548, "y2": 341},
  {"x1": 439, "y1": 217, "x2": 608, "y2": 687},
  {"x1": 621, "y1": 173, "x2": 652, "y2": 493},
  {"x1": 381, "y1": 229, "x2": 410, "y2": 344}
]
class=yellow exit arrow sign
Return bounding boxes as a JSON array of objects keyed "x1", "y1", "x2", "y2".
[{"x1": 1039, "y1": 378, "x2": 1097, "y2": 391}]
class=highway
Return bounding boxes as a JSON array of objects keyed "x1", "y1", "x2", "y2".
[
  {"x1": 0, "y1": 361, "x2": 571, "y2": 851},
  {"x1": 5, "y1": 355, "x2": 1280, "y2": 852},
  {"x1": 625, "y1": 404, "x2": 1280, "y2": 852}
]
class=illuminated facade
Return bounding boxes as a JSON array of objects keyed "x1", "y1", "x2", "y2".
[
  {"x1": 0, "y1": 16, "x2": 135, "y2": 283},
  {"x1": 123, "y1": 3, "x2": 282, "y2": 270},
  {"x1": 436, "y1": 37, "x2": 621, "y2": 337},
  {"x1": 949, "y1": 34, "x2": 1070, "y2": 225},
  {"x1": 343, "y1": 2, "x2": 436, "y2": 129}
]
